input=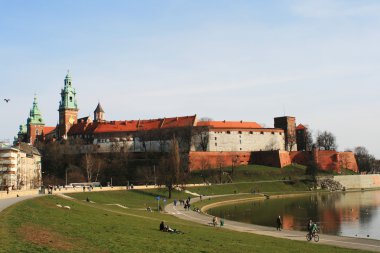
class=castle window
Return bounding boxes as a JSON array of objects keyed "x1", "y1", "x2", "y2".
[
  {"x1": 238, "y1": 131, "x2": 242, "y2": 134},
  {"x1": 260, "y1": 131, "x2": 264, "y2": 135},
  {"x1": 70, "y1": 96, "x2": 73, "y2": 102},
  {"x1": 272, "y1": 132, "x2": 275, "y2": 135},
  {"x1": 227, "y1": 131, "x2": 231, "y2": 134},
  {"x1": 239, "y1": 140, "x2": 242, "y2": 144},
  {"x1": 215, "y1": 137, "x2": 217, "y2": 140},
  {"x1": 280, "y1": 132, "x2": 282, "y2": 135},
  {"x1": 215, "y1": 143, "x2": 217, "y2": 146},
  {"x1": 240, "y1": 148, "x2": 242, "y2": 150},
  {"x1": 249, "y1": 131, "x2": 253, "y2": 134}
]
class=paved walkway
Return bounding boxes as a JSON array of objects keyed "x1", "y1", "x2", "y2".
[
  {"x1": 0, "y1": 195, "x2": 40, "y2": 213},
  {"x1": 165, "y1": 196, "x2": 380, "y2": 252}
]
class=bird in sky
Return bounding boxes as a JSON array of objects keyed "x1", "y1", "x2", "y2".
[{"x1": 4, "y1": 99, "x2": 10, "y2": 103}]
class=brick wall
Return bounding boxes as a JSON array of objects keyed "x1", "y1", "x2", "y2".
[
  {"x1": 251, "y1": 150, "x2": 291, "y2": 168},
  {"x1": 188, "y1": 151, "x2": 252, "y2": 171},
  {"x1": 290, "y1": 150, "x2": 358, "y2": 173},
  {"x1": 337, "y1": 152, "x2": 358, "y2": 173},
  {"x1": 289, "y1": 151, "x2": 311, "y2": 165},
  {"x1": 188, "y1": 150, "x2": 358, "y2": 173}
]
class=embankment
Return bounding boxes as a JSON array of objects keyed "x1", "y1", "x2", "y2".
[{"x1": 334, "y1": 174, "x2": 380, "y2": 189}]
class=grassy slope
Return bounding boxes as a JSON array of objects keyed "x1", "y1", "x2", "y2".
[
  {"x1": 0, "y1": 190, "x2": 371, "y2": 253},
  {"x1": 188, "y1": 164, "x2": 309, "y2": 184},
  {"x1": 185, "y1": 164, "x2": 312, "y2": 196}
]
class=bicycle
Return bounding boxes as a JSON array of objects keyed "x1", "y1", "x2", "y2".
[{"x1": 306, "y1": 232, "x2": 319, "y2": 242}]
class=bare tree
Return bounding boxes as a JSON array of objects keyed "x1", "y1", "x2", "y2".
[
  {"x1": 231, "y1": 155, "x2": 240, "y2": 179},
  {"x1": 157, "y1": 136, "x2": 181, "y2": 199},
  {"x1": 354, "y1": 146, "x2": 378, "y2": 173},
  {"x1": 199, "y1": 117, "x2": 213, "y2": 122},
  {"x1": 93, "y1": 157, "x2": 104, "y2": 182},
  {"x1": 191, "y1": 126, "x2": 209, "y2": 151},
  {"x1": 81, "y1": 153, "x2": 95, "y2": 182},
  {"x1": 316, "y1": 131, "x2": 337, "y2": 150},
  {"x1": 305, "y1": 129, "x2": 314, "y2": 151},
  {"x1": 199, "y1": 156, "x2": 210, "y2": 183},
  {"x1": 216, "y1": 154, "x2": 226, "y2": 184},
  {"x1": 287, "y1": 133, "x2": 297, "y2": 151}
]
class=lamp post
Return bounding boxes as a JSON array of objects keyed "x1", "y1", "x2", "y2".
[
  {"x1": 153, "y1": 164, "x2": 156, "y2": 186},
  {"x1": 65, "y1": 167, "x2": 70, "y2": 186}
]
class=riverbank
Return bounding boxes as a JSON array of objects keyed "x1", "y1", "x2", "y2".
[
  {"x1": 165, "y1": 193, "x2": 380, "y2": 252},
  {"x1": 0, "y1": 189, "x2": 373, "y2": 253}
]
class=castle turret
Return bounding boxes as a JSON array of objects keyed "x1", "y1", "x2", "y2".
[
  {"x1": 27, "y1": 95, "x2": 45, "y2": 144},
  {"x1": 58, "y1": 71, "x2": 79, "y2": 139},
  {"x1": 94, "y1": 102, "x2": 105, "y2": 122}
]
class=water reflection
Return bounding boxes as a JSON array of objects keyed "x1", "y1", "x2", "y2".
[{"x1": 207, "y1": 190, "x2": 380, "y2": 240}]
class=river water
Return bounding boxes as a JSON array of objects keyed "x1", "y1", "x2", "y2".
[{"x1": 207, "y1": 190, "x2": 380, "y2": 240}]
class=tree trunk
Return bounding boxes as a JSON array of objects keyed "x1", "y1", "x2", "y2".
[{"x1": 168, "y1": 184, "x2": 172, "y2": 199}]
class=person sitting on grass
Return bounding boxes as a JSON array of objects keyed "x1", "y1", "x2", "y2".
[
  {"x1": 160, "y1": 221, "x2": 165, "y2": 231},
  {"x1": 159, "y1": 221, "x2": 174, "y2": 232}
]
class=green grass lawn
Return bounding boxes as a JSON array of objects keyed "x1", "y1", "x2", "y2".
[
  {"x1": 186, "y1": 180, "x2": 311, "y2": 196},
  {"x1": 0, "y1": 190, "x2": 371, "y2": 253}
]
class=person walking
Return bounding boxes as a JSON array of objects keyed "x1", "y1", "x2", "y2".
[
  {"x1": 276, "y1": 215, "x2": 282, "y2": 231},
  {"x1": 212, "y1": 217, "x2": 218, "y2": 227}
]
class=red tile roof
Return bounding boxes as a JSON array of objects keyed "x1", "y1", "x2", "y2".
[
  {"x1": 296, "y1": 124, "x2": 306, "y2": 130},
  {"x1": 42, "y1": 127, "x2": 56, "y2": 135},
  {"x1": 68, "y1": 115, "x2": 196, "y2": 135},
  {"x1": 197, "y1": 121, "x2": 262, "y2": 129}
]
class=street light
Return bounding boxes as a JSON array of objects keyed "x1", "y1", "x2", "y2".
[{"x1": 153, "y1": 164, "x2": 156, "y2": 186}]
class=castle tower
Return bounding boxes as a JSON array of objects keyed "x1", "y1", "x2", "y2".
[
  {"x1": 27, "y1": 95, "x2": 45, "y2": 144},
  {"x1": 274, "y1": 116, "x2": 297, "y2": 151},
  {"x1": 58, "y1": 71, "x2": 79, "y2": 139},
  {"x1": 296, "y1": 124, "x2": 307, "y2": 151},
  {"x1": 94, "y1": 102, "x2": 105, "y2": 122}
]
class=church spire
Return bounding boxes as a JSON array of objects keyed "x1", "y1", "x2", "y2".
[
  {"x1": 27, "y1": 94, "x2": 44, "y2": 125},
  {"x1": 58, "y1": 71, "x2": 79, "y2": 139},
  {"x1": 59, "y1": 70, "x2": 78, "y2": 110}
]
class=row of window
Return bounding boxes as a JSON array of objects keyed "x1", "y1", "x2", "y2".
[{"x1": 213, "y1": 131, "x2": 282, "y2": 135}]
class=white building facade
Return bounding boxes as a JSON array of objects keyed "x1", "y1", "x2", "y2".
[{"x1": 0, "y1": 144, "x2": 42, "y2": 191}]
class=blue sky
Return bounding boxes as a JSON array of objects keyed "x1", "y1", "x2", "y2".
[{"x1": 0, "y1": 0, "x2": 379, "y2": 158}]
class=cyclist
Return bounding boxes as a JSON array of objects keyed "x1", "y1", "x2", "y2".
[
  {"x1": 307, "y1": 219, "x2": 313, "y2": 238},
  {"x1": 311, "y1": 222, "x2": 319, "y2": 236}
]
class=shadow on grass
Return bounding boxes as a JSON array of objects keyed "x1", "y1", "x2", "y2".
[{"x1": 130, "y1": 188, "x2": 170, "y2": 199}]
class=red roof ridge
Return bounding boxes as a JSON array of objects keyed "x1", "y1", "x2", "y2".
[
  {"x1": 197, "y1": 121, "x2": 262, "y2": 129},
  {"x1": 296, "y1": 124, "x2": 306, "y2": 130},
  {"x1": 43, "y1": 126, "x2": 56, "y2": 135}
]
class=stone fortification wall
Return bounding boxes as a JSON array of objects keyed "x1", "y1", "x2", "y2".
[
  {"x1": 334, "y1": 174, "x2": 380, "y2": 189},
  {"x1": 251, "y1": 150, "x2": 291, "y2": 168},
  {"x1": 338, "y1": 152, "x2": 359, "y2": 173},
  {"x1": 316, "y1": 150, "x2": 339, "y2": 171},
  {"x1": 188, "y1": 151, "x2": 252, "y2": 171},
  {"x1": 289, "y1": 151, "x2": 311, "y2": 165},
  {"x1": 289, "y1": 150, "x2": 358, "y2": 173}
]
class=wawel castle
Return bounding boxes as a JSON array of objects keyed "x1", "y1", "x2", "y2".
[{"x1": 15, "y1": 72, "x2": 358, "y2": 173}]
